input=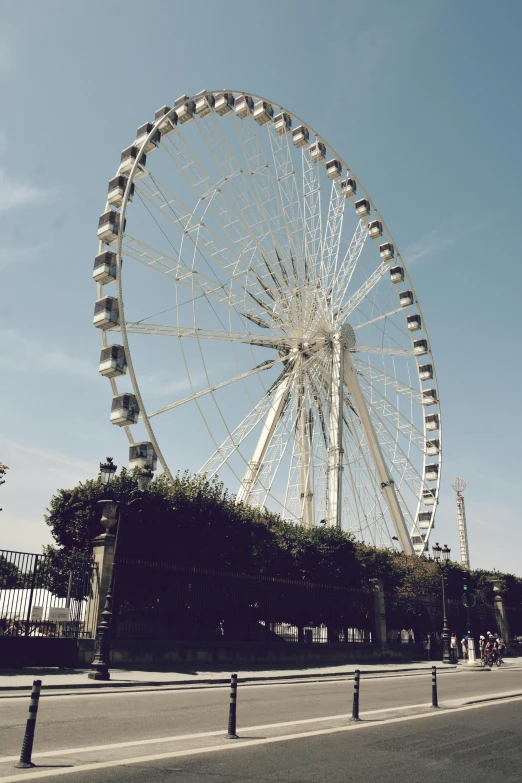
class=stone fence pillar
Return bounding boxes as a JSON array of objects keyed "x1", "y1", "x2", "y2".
[
  {"x1": 370, "y1": 578, "x2": 388, "y2": 657},
  {"x1": 84, "y1": 532, "x2": 115, "y2": 638},
  {"x1": 489, "y1": 578, "x2": 511, "y2": 650}
]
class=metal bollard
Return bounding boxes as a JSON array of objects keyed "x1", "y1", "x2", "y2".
[
  {"x1": 226, "y1": 673, "x2": 239, "y2": 739},
  {"x1": 15, "y1": 679, "x2": 42, "y2": 768},
  {"x1": 350, "y1": 669, "x2": 361, "y2": 722},
  {"x1": 431, "y1": 665, "x2": 439, "y2": 709}
]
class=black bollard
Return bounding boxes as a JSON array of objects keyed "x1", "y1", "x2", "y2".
[
  {"x1": 431, "y1": 665, "x2": 439, "y2": 709},
  {"x1": 15, "y1": 679, "x2": 42, "y2": 768},
  {"x1": 226, "y1": 673, "x2": 239, "y2": 739},
  {"x1": 350, "y1": 669, "x2": 361, "y2": 722}
]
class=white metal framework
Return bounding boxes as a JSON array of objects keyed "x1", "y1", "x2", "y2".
[
  {"x1": 93, "y1": 90, "x2": 442, "y2": 554},
  {"x1": 451, "y1": 477, "x2": 470, "y2": 568}
]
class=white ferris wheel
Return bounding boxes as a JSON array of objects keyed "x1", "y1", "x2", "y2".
[{"x1": 93, "y1": 90, "x2": 442, "y2": 555}]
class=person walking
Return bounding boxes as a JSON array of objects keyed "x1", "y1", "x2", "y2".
[
  {"x1": 450, "y1": 633, "x2": 459, "y2": 663},
  {"x1": 461, "y1": 634, "x2": 469, "y2": 660}
]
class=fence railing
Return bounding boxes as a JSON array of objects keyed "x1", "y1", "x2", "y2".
[
  {"x1": 114, "y1": 557, "x2": 373, "y2": 642},
  {"x1": 0, "y1": 550, "x2": 99, "y2": 639}
]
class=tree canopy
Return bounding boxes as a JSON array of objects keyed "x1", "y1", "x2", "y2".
[{"x1": 44, "y1": 469, "x2": 522, "y2": 615}]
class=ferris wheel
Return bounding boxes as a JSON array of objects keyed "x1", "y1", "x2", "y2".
[{"x1": 93, "y1": 90, "x2": 442, "y2": 555}]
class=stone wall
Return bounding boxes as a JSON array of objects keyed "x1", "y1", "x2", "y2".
[{"x1": 78, "y1": 638, "x2": 423, "y2": 669}]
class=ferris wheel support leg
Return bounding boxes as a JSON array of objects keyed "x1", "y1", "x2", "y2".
[
  {"x1": 343, "y1": 348, "x2": 414, "y2": 555},
  {"x1": 326, "y1": 335, "x2": 344, "y2": 528},
  {"x1": 236, "y1": 375, "x2": 291, "y2": 505},
  {"x1": 297, "y1": 373, "x2": 314, "y2": 528}
]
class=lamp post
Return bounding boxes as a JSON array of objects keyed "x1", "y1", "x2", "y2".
[
  {"x1": 432, "y1": 542, "x2": 452, "y2": 665},
  {"x1": 88, "y1": 461, "x2": 153, "y2": 681}
]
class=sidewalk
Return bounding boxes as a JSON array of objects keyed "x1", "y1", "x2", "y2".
[
  {"x1": 0, "y1": 660, "x2": 452, "y2": 695},
  {"x1": 2, "y1": 657, "x2": 519, "y2": 696}
]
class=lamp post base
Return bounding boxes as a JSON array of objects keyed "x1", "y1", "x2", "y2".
[{"x1": 88, "y1": 670, "x2": 110, "y2": 681}]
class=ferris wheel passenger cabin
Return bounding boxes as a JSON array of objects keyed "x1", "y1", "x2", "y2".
[
  {"x1": 292, "y1": 125, "x2": 309, "y2": 147},
  {"x1": 407, "y1": 314, "x2": 421, "y2": 331},
  {"x1": 110, "y1": 394, "x2": 139, "y2": 426},
  {"x1": 340, "y1": 177, "x2": 356, "y2": 197},
  {"x1": 425, "y1": 464, "x2": 439, "y2": 481},
  {"x1": 309, "y1": 141, "x2": 326, "y2": 162},
  {"x1": 129, "y1": 442, "x2": 158, "y2": 471},
  {"x1": 215, "y1": 93, "x2": 235, "y2": 116},
  {"x1": 154, "y1": 105, "x2": 178, "y2": 135},
  {"x1": 418, "y1": 511, "x2": 433, "y2": 529},
  {"x1": 93, "y1": 297, "x2": 119, "y2": 330},
  {"x1": 99, "y1": 345, "x2": 127, "y2": 378},
  {"x1": 418, "y1": 363, "x2": 433, "y2": 380},
  {"x1": 174, "y1": 95, "x2": 195, "y2": 124},
  {"x1": 355, "y1": 199, "x2": 370, "y2": 217},
  {"x1": 399, "y1": 290, "x2": 414, "y2": 307},
  {"x1": 235, "y1": 95, "x2": 254, "y2": 118},
  {"x1": 422, "y1": 389, "x2": 438, "y2": 405},
  {"x1": 274, "y1": 113, "x2": 292, "y2": 135},
  {"x1": 253, "y1": 101, "x2": 274, "y2": 125},
  {"x1": 368, "y1": 220, "x2": 382, "y2": 238},
  {"x1": 93, "y1": 251, "x2": 117, "y2": 285},
  {"x1": 107, "y1": 176, "x2": 134, "y2": 208},
  {"x1": 97, "y1": 211, "x2": 126, "y2": 244},
  {"x1": 422, "y1": 489, "x2": 437, "y2": 505},
  {"x1": 135, "y1": 123, "x2": 161, "y2": 154},
  {"x1": 425, "y1": 413, "x2": 440, "y2": 431},
  {"x1": 390, "y1": 266, "x2": 404, "y2": 283},
  {"x1": 195, "y1": 92, "x2": 215, "y2": 117},
  {"x1": 118, "y1": 146, "x2": 147, "y2": 179},
  {"x1": 425, "y1": 439, "x2": 440, "y2": 455},
  {"x1": 379, "y1": 243, "x2": 394, "y2": 261},
  {"x1": 326, "y1": 159, "x2": 342, "y2": 179},
  {"x1": 413, "y1": 339, "x2": 428, "y2": 355}
]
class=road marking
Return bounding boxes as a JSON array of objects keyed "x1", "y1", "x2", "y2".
[
  {"x1": 0, "y1": 694, "x2": 521, "y2": 781},
  {"x1": 0, "y1": 701, "x2": 433, "y2": 763}
]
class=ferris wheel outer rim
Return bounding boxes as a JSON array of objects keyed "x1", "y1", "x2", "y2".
[{"x1": 101, "y1": 88, "x2": 441, "y2": 550}]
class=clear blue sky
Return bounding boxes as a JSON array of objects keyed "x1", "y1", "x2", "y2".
[{"x1": 1, "y1": 0, "x2": 521, "y2": 574}]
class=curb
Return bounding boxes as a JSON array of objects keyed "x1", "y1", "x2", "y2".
[{"x1": 0, "y1": 664, "x2": 458, "y2": 696}]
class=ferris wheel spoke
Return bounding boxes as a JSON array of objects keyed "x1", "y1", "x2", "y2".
[
  {"x1": 352, "y1": 345, "x2": 416, "y2": 357},
  {"x1": 122, "y1": 322, "x2": 285, "y2": 348},
  {"x1": 266, "y1": 124, "x2": 306, "y2": 281},
  {"x1": 320, "y1": 181, "x2": 345, "y2": 291},
  {"x1": 352, "y1": 357, "x2": 424, "y2": 404},
  {"x1": 339, "y1": 259, "x2": 392, "y2": 320},
  {"x1": 352, "y1": 306, "x2": 404, "y2": 330},
  {"x1": 161, "y1": 129, "x2": 292, "y2": 317},
  {"x1": 357, "y1": 375, "x2": 427, "y2": 451},
  {"x1": 330, "y1": 220, "x2": 368, "y2": 308},
  {"x1": 122, "y1": 235, "x2": 274, "y2": 324},
  {"x1": 192, "y1": 113, "x2": 299, "y2": 318},
  {"x1": 134, "y1": 176, "x2": 281, "y2": 311},
  {"x1": 146, "y1": 355, "x2": 287, "y2": 419}
]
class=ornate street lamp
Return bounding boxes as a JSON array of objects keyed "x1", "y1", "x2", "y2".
[
  {"x1": 89, "y1": 460, "x2": 153, "y2": 681},
  {"x1": 432, "y1": 542, "x2": 452, "y2": 664},
  {"x1": 99, "y1": 457, "x2": 117, "y2": 485}
]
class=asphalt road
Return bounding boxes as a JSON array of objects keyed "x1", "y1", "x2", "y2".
[
  {"x1": 0, "y1": 666, "x2": 520, "y2": 764},
  {"x1": 48, "y1": 698, "x2": 522, "y2": 783}
]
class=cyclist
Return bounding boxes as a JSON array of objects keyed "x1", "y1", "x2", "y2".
[
  {"x1": 496, "y1": 635, "x2": 505, "y2": 664},
  {"x1": 484, "y1": 636, "x2": 496, "y2": 665}
]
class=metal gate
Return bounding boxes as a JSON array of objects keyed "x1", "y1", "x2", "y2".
[{"x1": 0, "y1": 549, "x2": 99, "y2": 667}]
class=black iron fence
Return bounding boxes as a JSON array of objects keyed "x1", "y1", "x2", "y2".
[
  {"x1": 0, "y1": 550, "x2": 99, "y2": 639},
  {"x1": 114, "y1": 557, "x2": 373, "y2": 642}
]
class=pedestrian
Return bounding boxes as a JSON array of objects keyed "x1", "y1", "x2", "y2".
[
  {"x1": 479, "y1": 635, "x2": 485, "y2": 661},
  {"x1": 396, "y1": 631, "x2": 401, "y2": 643},
  {"x1": 461, "y1": 634, "x2": 469, "y2": 660},
  {"x1": 450, "y1": 633, "x2": 459, "y2": 663}
]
